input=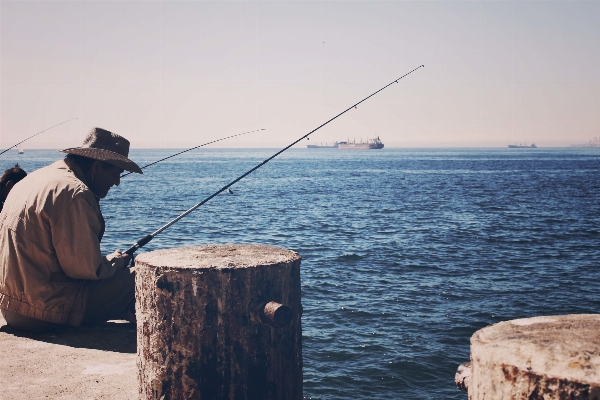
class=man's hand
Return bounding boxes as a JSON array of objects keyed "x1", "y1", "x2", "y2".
[{"x1": 109, "y1": 249, "x2": 131, "y2": 270}]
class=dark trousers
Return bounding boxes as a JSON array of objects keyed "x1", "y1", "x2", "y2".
[{"x1": 1, "y1": 267, "x2": 135, "y2": 332}]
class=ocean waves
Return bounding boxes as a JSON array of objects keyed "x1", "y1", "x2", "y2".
[{"x1": 4, "y1": 148, "x2": 598, "y2": 399}]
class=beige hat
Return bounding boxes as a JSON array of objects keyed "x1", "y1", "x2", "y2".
[{"x1": 59, "y1": 127, "x2": 142, "y2": 174}]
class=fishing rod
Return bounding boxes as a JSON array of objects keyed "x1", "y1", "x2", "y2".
[
  {"x1": 120, "y1": 128, "x2": 265, "y2": 178},
  {"x1": 0, "y1": 118, "x2": 78, "y2": 157},
  {"x1": 125, "y1": 65, "x2": 424, "y2": 256}
]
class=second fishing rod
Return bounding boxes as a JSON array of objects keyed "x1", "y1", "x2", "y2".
[
  {"x1": 120, "y1": 128, "x2": 265, "y2": 178},
  {"x1": 125, "y1": 65, "x2": 425, "y2": 256}
]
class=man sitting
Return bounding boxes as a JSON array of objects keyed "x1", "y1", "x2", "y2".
[
  {"x1": 0, "y1": 164, "x2": 27, "y2": 212},
  {"x1": 0, "y1": 127, "x2": 142, "y2": 332}
]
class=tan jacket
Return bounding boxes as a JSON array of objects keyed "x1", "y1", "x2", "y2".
[{"x1": 0, "y1": 159, "x2": 126, "y2": 325}]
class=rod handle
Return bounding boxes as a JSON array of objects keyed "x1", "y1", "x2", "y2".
[{"x1": 125, "y1": 234, "x2": 154, "y2": 256}]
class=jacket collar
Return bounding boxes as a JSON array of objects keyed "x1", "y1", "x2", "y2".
[{"x1": 63, "y1": 157, "x2": 99, "y2": 199}]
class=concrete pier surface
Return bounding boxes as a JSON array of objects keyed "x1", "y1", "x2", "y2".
[{"x1": 0, "y1": 316, "x2": 137, "y2": 399}]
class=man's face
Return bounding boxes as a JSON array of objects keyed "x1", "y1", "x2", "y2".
[{"x1": 90, "y1": 161, "x2": 124, "y2": 198}]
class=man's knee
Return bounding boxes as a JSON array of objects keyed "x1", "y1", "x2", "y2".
[{"x1": 83, "y1": 267, "x2": 136, "y2": 324}]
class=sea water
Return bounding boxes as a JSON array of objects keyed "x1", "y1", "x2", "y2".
[{"x1": 3, "y1": 147, "x2": 599, "y2": 399}]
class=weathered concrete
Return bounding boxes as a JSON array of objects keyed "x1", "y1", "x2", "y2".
[
  {"x1": 0, "y1": 316, "x2": 137, "y2": 399},
  {"x1": 455, "y1": 361, "x2": 471, "y2": 393},
  {"x1": 135, "y1": 244, "x2": 303, "y2": 400},
  {"x1": 468, "y1": 314, "x2": 600, "y2": 399}
]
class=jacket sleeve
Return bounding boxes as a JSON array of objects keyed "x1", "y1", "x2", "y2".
[{"x1": 51, "y1": 191, "x2": 124, "y2": 280}]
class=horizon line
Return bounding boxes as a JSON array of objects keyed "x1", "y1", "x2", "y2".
[{"x1": 1, "y1": 146, "x2": 594, "y2": 151}]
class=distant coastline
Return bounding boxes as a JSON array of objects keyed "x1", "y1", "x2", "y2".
[
  {"x1": 5, "y1": 145, "x2": 600, "y2": 151},
  {"x1": 571, "y1": 137, "x2": 600, "y2": 147}
]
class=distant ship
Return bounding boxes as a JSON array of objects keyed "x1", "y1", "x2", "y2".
[
  {"x1": 338, "y1": 137, "x2": 384, "y2": 150},
  {"x1": 307, "y1": 141, "x2": 338, "y2": 149},
  {"x1": 508, "y1": 143, "x2": 537, "y2": 148},
  {"x1": 18, "y1": 146, "x2": 24, "y2": 154}
]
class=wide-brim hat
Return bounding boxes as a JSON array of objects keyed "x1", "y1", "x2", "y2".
[{"x1": 59, "y1": 127, "x2": 142, "y2": 174}]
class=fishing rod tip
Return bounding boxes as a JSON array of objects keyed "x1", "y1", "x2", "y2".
[{"x1": 421, "y1": 65, "x2": 425, "y2": 68}]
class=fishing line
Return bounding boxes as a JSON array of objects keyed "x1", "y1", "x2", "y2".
[
  {"x1": 125, "y1": 65, "x2": 424, "y2": 256},
  {"x1": 120, "y1": 128, "x2": 265, "y2": 178},
  {"x1": 0, "y1": 118, "x2": 79, "y2": 157}
]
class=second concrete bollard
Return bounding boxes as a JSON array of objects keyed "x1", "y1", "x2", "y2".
[{"x1": 457, "y1": 314, "x2": 600, "y2": 399}]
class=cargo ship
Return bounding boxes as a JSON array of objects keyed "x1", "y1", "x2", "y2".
[
  {"x1": 508, "y1": 143, "x2": 537, "y2": 148},
  {"x1": 307, "y1": 141, "x2": 338, "y2": 149},
  {"x1": 338, "y1": 137, "x2": 384, "y2": 150}
]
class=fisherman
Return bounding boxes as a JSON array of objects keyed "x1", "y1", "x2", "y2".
[
  {"x1": 0, "y1": 128, "x2": 142, "y2": 332},
  {"x1": 0, "y1": 164, "x2": 27, "y2": 213}
]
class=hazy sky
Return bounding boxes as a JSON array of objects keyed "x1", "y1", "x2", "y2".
[{"x1": 1, "y1": 1, "x2": 599, "y2": 149}]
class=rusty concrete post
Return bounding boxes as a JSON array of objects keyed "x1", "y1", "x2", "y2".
[
  {"x1": 134, "y1": 244, "x2": 302, "y2": 400},
  {"x1": 455, "y1": 362, "x2": 471, "y2": 393},
  {"x1": 457, "y1": 314, "x2": 600, "y2": 399}
]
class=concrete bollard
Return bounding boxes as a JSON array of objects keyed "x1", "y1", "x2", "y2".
[
  {"x1": 456, "y1": 314, "x2": 600, "y2": 399},
  {"x1": 134, "y1": 244, "x2": 303, "y2": 400}
]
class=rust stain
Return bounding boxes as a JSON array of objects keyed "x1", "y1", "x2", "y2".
[{"x1": 502, "y1": 364, "x2": 519, "y2": 382}]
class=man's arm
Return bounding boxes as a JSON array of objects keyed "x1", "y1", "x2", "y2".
[{"x1": 52, "y1": 192, "x2": 127, "y2": 280}]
